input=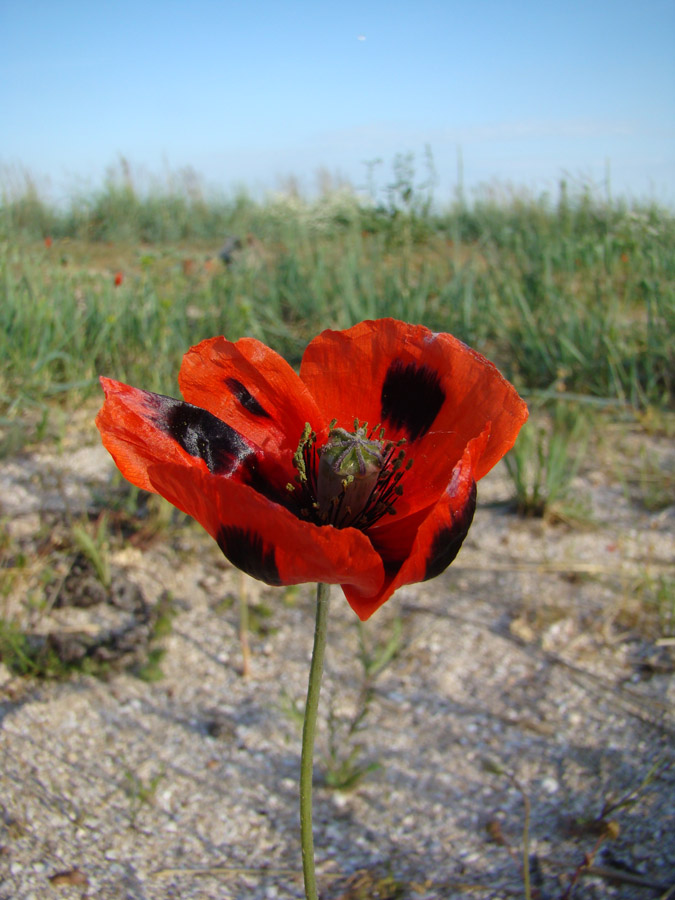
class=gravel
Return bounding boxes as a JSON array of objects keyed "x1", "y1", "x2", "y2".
[{"x1": 0, "y1": 426, "x2": 673, "y2": 899}]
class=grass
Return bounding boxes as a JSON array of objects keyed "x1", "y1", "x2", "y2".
[
  {"x1": 0, "y1": 507, "x2": 177, "y2": 681},
  {"x1": 321, "y1": 615, "x2": 403, "y2": 790},
  {"x1": 1, "y1": 163, "x2": 673, "y2": 431},
  {"x1": 504, "y1": 399, "x2": 592, "y2": 520}
]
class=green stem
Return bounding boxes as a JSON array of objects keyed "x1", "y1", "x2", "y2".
[{"x1": 300, "y1": 582, "x2": 330, "y2": 900}]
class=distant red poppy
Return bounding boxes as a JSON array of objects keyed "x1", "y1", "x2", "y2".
[
  {"x1": 114, "y1": 271, "x2": 123, "y2": 286},
  {"x1": 44, "y1": 236, "x2": 52, "y2": 249},
  {"x1": 97, "y1": 319, "x2": 527, "y2": 619}
]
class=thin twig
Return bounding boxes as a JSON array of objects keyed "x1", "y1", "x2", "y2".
[
  {"x1": 152, "y1": 865, "x2": 302, "y2": 878},
  {"x1": 584, "y1": 865, "x2": 673, "y2": 893}
]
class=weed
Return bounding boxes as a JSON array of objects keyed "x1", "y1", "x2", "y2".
[
  {"x1": 71, "y1": 515, "x2": 111, "y2": 589},
  {"x1": 637, "y1": 405, "x2": 675, "y2": 438},
  {"x1": 0, "y1": 618, "x2": 49, "y2": 677},
  {"x1": 279, "y1": 616, "x2": 403, "y2": 790},
  {"x1": 134, "y1": 646, "x2": 167, "y2": 683},
  {"x1": 561, "y1": 759, "x2": 673, "y2": 897},
  {"x1": 504, "y1": 400, "x2": 591, "y2": 519},
  {"x1": 123, "y1": 766, "x2": 164, "y2": 825},
  {"x1": 321, "y1": 729, "x2": 381, "y2": 791},
  {"x1": 246, "y1": 600, "x2": 276, "y2": 636},
  {"x1": 1, "y1": 171, "x2": 674, "y2": 414},
  {"x1": 357, "y1": 615, "x2": 402, "y2": 679},
  {"x1": 133, "y1": 592, "x2": 177, "y2": 681},
  {"x1": 0, "y1": 617, "x2": 89, "y2": 679},
  {"x1": 337, "y1": 868, "x2": 406, "y2": 899},
  {"x1": 622, "y1": 446, "x2": 675, "y2": 512},
  {"x1": 97, "y1": 477, "x2": 179, "y2": 547},
  {"x1": 616, "y1": 572, "x2": 675, "y2": 640},
  {"x1": 596, "y1": 757, "x2": 673, "y2": 821},
  {"x1": 320, "y1": 617, "x2": 403, "y2": 790},
  {"x1": 151, "y1": 591, "x2": 177, "y2": 639}
]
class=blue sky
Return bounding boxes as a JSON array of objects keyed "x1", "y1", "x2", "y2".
[{"x1": 1, "y1": 0, "x2": 674, "y2": 205}]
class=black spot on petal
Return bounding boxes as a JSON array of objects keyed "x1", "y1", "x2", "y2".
[
  {"x1": 423, "y1": 481, "x2": 477, "y2": 581},
  {"x1": 216, "y1": 526, "x2": 282, "y2": 586},
  {"x1": 149, "y1": 394, "x2": 252, "y2": 475},
  {"x1": 381, "y1": 359, "x2": 445, "y2": 443},
  {"x1": 225, "y1": 377, "x2": 271, "y2": 418}
]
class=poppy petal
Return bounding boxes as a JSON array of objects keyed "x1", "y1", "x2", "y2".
[
  {"x1": 96, "y1": 377, "x2": 260, "y2": 491},
  {"x1": 301, "y1": 318, "x2": 527, "y2": 491},
  {"x1": 178, "y1": 336, "x2": 324, "y2": 471},
  {"x1": 96, "y1": 376, "x2": 296, "y2": 511},
  {"x1": 144, "y1": 462, "x2": 385, "y2": 596},
  {"x1": 363, "y1": 427, "x2": 485, "y2": 564},
  {"x1": 341, "y1": 431, "x2": 484, "y2": 620}
]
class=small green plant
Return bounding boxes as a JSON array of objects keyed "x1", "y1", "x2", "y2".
[
  {"x1": 560, "y1": 758, "x2": 672, "y2": 898},
  {"x1": 71, "y1": 515, "x2": 111, "y2": 589},
  {"x1": 0, "y1": 617, "x2": 86, "y2": 679},
  {"x1": 339, "y1": 868, "x2": 406, "y2": 900},
  {"x1": 134, "y1": 646, "x2": 167, "y2": 683},
  {"x1": 123, "y1": 766, "x2": 164, "y2": 825},
  {"x1": 133, "y1": 592, "x2": 177, "y2": 681},
  {"x1": 504, "y1": 400, "x2": 591, "y2": 519},
  {"x1": 280, "y1": 616, "x2": 404, "y2": 790},
  {"x1": 629, "y1": 447, "x2": 675, "y2": 512},
  {"x1": 0, "y1": 618, "x2": 48, "y2": 677},
  {"x1": 617, "y1": 572, "x2": 675, "y2": 640},
  {"x1": 151, "y1": 591, "x2": 177, "y2": 639},
  {"x1": 0, "y1": 526, "x2": 27, "y2": 610},
  {"x1": 247, "y1": 600, "x2": 276, "y2": 636},
  {"x1": 356, "y1": 615, "x2": 402, "y2": 678},
  {"x1": 322, "y1": 727, "x2": 381, "y2": 791},
  {"x1": 97, "y1": 477, "x2": 179, "y2": 546},
  {"x1": 596, "y1": 757, "x2": 673, "y2": 822},
  {"x1": 321, "y1": 617, "x2": 403, "y2": 790}
]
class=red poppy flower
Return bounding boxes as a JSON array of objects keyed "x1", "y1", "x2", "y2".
[
  {"x1": 114, "y1": 271, "x2": 123, "y2": 286},
  {"x1": 44, "y1": 236, "x2": 53, "y2": 249},
  {"x1": 96, "y1": 319, "x2": 527, "y2": 620}
]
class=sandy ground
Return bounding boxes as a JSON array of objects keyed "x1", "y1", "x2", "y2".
[{"x1": 0, "y1": 414, "x2": 673, "y2": 900}]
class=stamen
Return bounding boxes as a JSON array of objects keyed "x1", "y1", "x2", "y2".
[
  {"x1": 292, "y1": 423, "x2": 313, "y2": 483},
  {"x1": 291, "y1": 421, "x2": 412, "y2": 530}
]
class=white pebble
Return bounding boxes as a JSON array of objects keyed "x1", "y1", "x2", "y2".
[{"x1": 541, "y1": 776, "x2": 559, "y2": 794}]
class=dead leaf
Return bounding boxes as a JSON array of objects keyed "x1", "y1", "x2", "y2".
[{"x1": 48, "y1": 867, "x2": 89, "y2": 886}]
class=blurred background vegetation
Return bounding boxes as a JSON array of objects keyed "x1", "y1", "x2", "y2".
[{"x1": 2, "y1": 155, "x2": 673, "y2": 408}]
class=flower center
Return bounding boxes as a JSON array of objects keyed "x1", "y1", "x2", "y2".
[{"x1": 290, "y1": 420, "x2": 411, "y2": 529}]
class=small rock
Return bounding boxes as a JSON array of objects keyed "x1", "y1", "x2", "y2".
[{"x1": 541, "y1": 776, "x2": 559, "y2": 794}]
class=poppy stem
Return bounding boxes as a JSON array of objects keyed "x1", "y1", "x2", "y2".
[{"x1": 300, "y1": 582, "x2": 330, "y2": 900}]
